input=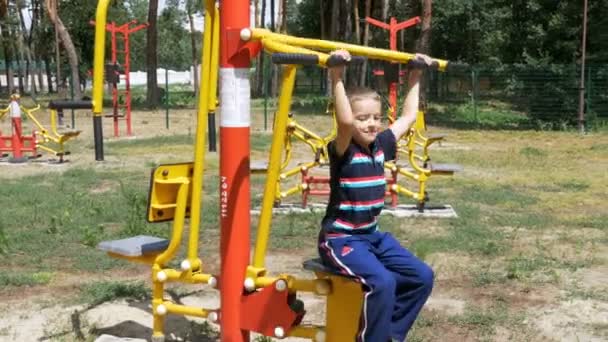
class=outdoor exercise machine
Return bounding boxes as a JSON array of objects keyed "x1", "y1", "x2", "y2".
[
  {"x1": 241, "y1": 27, "x2": 457, "y2": 339},
  {"x1": 0, "y1": 95, "x2": 82, "y2": 163},
  {"x1": 90, "y1": 20, "x2": 148, "y2": 137},
  {"x1": 251, "y1": 102, "x2": 337, "y2": 207},
  {"x1": 0, "y1": 95, "x2": 37, "y2": 162},
  {"x1": 91, "y1": 1, "x2": 459, "y2": 340}
]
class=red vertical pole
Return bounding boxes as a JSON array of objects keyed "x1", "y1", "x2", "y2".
[
  {"x1": 124, "y1": 27, "x2": 132, "y2": 136},
  {"x1": 111, "y1": 23, "x2": 120, "y2": 138},
  {"x1": 11, "y1": 118, "x2": 23, "y2": 159},
  {"x1": 388, "y1": 18, "x2": 398, "y2": 120},
  {"x1": 219, "y1": 0, "x2": 250, "y2": 341},
  {"x1": 366, "y1": 16, "x2": 419, "y2": 120}
]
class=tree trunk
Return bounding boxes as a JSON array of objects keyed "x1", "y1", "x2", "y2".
[
  {"x1": 44, "y1": 57, "x2": 53, "y2": 93},
  {"x1": 354, "y1": 0, "x2": 360, "y2": 43},
  {"x1": 45, "y1": 0, "x2": 81, "y2": 99},
  {"x1": 319, "y1": 0, "x2": 325, "y2": 39},
  {"x1": 33, "y1": 0, "x2": 45, "y2": 93},
  {"x1": 359, "y1": 0, "x2": 372, "y2": 86},
  {"x1": 254, "y1": 0, "x2": 259, "y2": 27},
  {"x1": 329, "y1": 0, "x2": 340, "y2": 40},
  {"x1": 416, "y1": 0, "x2": 432, "y2": 110},
  {"x1": 269, "y1": 0, "x2": 279, "y2": 96},
  {"x1": 16, "y1": 55, "x2": 24, "y2": 95},
  {"x1": 1, "y1": 24, "x2": 15, "y2": 94},
  {"x1": 187, "y1": 10, "x2": 198, "y2": 94},
  {"x1": 146, "y1": 0, "x2": 159, "y2": 107},
  {"x1": 18, "y1": 5, "x2": 36, "y2": 94},
  {"x1": 381, "y1": 0, "x2": 389, "y2": 21},
  {"x1": 279, "y1": 0, "x2": 287, "y2": 33},
  {"x1": 253, "y1": 0, "x2": 267, "y2": 98}
]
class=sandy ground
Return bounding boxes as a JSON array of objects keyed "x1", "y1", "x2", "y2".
[{"x1": 1, "y1": 109, "x2": 607, "y2": 341}]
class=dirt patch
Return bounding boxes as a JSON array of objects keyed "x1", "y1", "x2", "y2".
[{"x1": 530, "y1": 299, "x2": 608, "y2": 342}]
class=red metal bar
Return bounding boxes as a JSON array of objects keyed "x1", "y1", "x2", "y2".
[
  {"x1": 93, "y1": 21, "x2": 147, "y2": 137},
  {"x1": 366, "y1": 16, "x2": 420, "y2": 208},
  {"x1": 11, "y1": 118, "x2": 23, "y2": 159},
  {"x1": 220, "y1": 0, "x2": 250, "y2": 340},
  {"x1": 366, "y1": 16, "x2": 420, "y2": 120}
]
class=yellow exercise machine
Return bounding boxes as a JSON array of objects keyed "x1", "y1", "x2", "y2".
[
  {"x1": 93, "y1": 0, "x2": 457, "y2": 339},
  {"x1": 0, "y1": 99, "x2": 81, "y2": 163},
  {"x1": 251, "y1": 102, "x2": 337, "y2": 207},
  {"x1": 243, "y1": 27, "x2": 456, "y2": 340},
  {"x1": 386, "y1": 110, "x2": 463, "y2": 211},
  {"x1": 95, "y1": 2, "x2": 220, "y2": 341}
]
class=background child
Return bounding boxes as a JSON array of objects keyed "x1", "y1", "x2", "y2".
[{"x1": 318, "y1": 50, "x2": 434, "y2": 342}]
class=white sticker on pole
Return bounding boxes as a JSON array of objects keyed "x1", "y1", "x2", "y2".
[{"x1": 220, "y1": 68, "x2": 251, "y2": 127}]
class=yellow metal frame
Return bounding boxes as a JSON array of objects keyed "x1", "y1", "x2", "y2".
[
  {"x1": 245, "y1": 33, "x2": 457, "y2": 340},
  {"x1": 92, "y1": 1, "x2": 456, "y2": 338},
  {"x1": 386, "y1": 110, "x2": 458, "y2": 209},
  {"x1": 269, "y1": 103, "x2": 337, "y2": 203},
  {"x1": 0, "y1": 105, "x2": 7, "y2": 121},
  {"x1": 251, "y1": 28, "x2": 449, "y2": 70},
  {"x1": 0, "y1": 104, "x2": 80, "y2": 159},
  {"x1": 93, "y1": 0, "x2": 221, "y2": 341},
  {"x1": 247, "y1": 59, "x2": 364, "y2": 341}
]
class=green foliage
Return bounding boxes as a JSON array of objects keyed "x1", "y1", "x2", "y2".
[
  {"x1": 158, "y1": 4, "x2": 194, "y2": 70},
  {"x1": 80, "y1": 281, "x2": 149, "y2": 305},
  {"x1": 519, "y1": 147, "x2": 547, "y2": 158},
  {"x1": 0, "y1": 272, "x2": 53, "y2": 287},
  {"x1": 253, "y1": 336, "x2": 274, "y2": 342},
  {"x1": 0, "y1": 222, "x2": 7, "y2": 254},
  {"x1": 106, "y1": 134, "x2": 194, "y2": 150},
  {"x1": 450, "y1": 303, "x2": 511, "y2": 337},
  {"x1": 0, "y1": 168, "x2": 167, "y2": 272},
  {"x1": 427, "y1": 101, "x2": 530, "y2": 129}
]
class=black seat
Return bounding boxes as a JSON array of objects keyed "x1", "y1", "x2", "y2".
[
  {"x1": 97, "y1": 235, "x2": 169, "y2": 257},
  {"x1": 430, "y1": 163, "x2": 464, "y2": 174},
  {"x1": 302, "y1": 257, "x2": 347, "y2": 277}
]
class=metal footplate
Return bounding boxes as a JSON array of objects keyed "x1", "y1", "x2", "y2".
[
  {"x1": 250, "y1": 160, "x2": 269, "y2": 174},
  {"x1": 97, "y1": 235, "x2": 169, "y2": 257},
  {"x1": 430, "y1": 163, "x2": 463, "y2": 175}
]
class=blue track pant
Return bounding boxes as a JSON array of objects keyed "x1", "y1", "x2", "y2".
[{"x1": 318, "y1": 231, "x2": 434, "y2": 342}]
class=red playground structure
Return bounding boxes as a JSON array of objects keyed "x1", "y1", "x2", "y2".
[
  {"x1": 0, "y1": 94, "x2": 38, "y2": 163},
  {"x1": 91, "y1": 20, "x2": 148, "y2": 137}
]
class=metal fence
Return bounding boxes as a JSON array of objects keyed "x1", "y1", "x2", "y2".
[{"x1": 291, "y1": 63, "x2": 608, "y2": 130}]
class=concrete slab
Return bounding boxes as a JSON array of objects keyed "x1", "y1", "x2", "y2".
[{"x1": 252, "y1": 203, "x2": 458, "y2": 218}]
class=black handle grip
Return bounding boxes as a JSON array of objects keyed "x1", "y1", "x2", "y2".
[
  {"x1": 272, "y1": 53, "x2": 319, "y2": 65},
  {"x1": 49, "y1": 100, "x2": 92, "y2": 110},
  {"x1": 406, "y1": 59, "x2": 440, "y2": 70},
  {"x1": 326, "y1": 55, "x2": 366, "y2": 67}
]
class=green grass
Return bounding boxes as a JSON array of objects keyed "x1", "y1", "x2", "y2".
[
  {"x1": 0, "y1": 272, "x2": 53, "y2": 287},
  {"x1": 79, "y1": 281, "x2": 149, "y2": 306},
  {"x1": 106, "y1": 134, "x2": 194, "y2": 150},
  {"x1": 570, "y1": 215, "x2": 608, "y2": 230},
  {"x1": 0, "y1": 168, "x2": 174, "y2": 273},
  {"x1": 251, "y1": 132, "x2": 273, "y2": 153},
  {"x1": 449, "y1": 303, "x2": 511, "y2": 337},
  {"x1": 519, "y1": 146, "x2": 547, "y2": 158},
  {"x1": 428, "y1": 101, "x2": 531, "y2": 129},
  {"x1": 2, "y1": 125, "x2": 607, "y2": 340}
]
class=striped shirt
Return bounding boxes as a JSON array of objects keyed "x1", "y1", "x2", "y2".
[{"x1": 321, "y1": 130, "x2": 396, "y2": 235}]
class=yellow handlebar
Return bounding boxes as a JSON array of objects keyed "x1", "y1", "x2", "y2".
[{"x1": 250, "y1": 28, "x2": 449, "y2": 71}]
